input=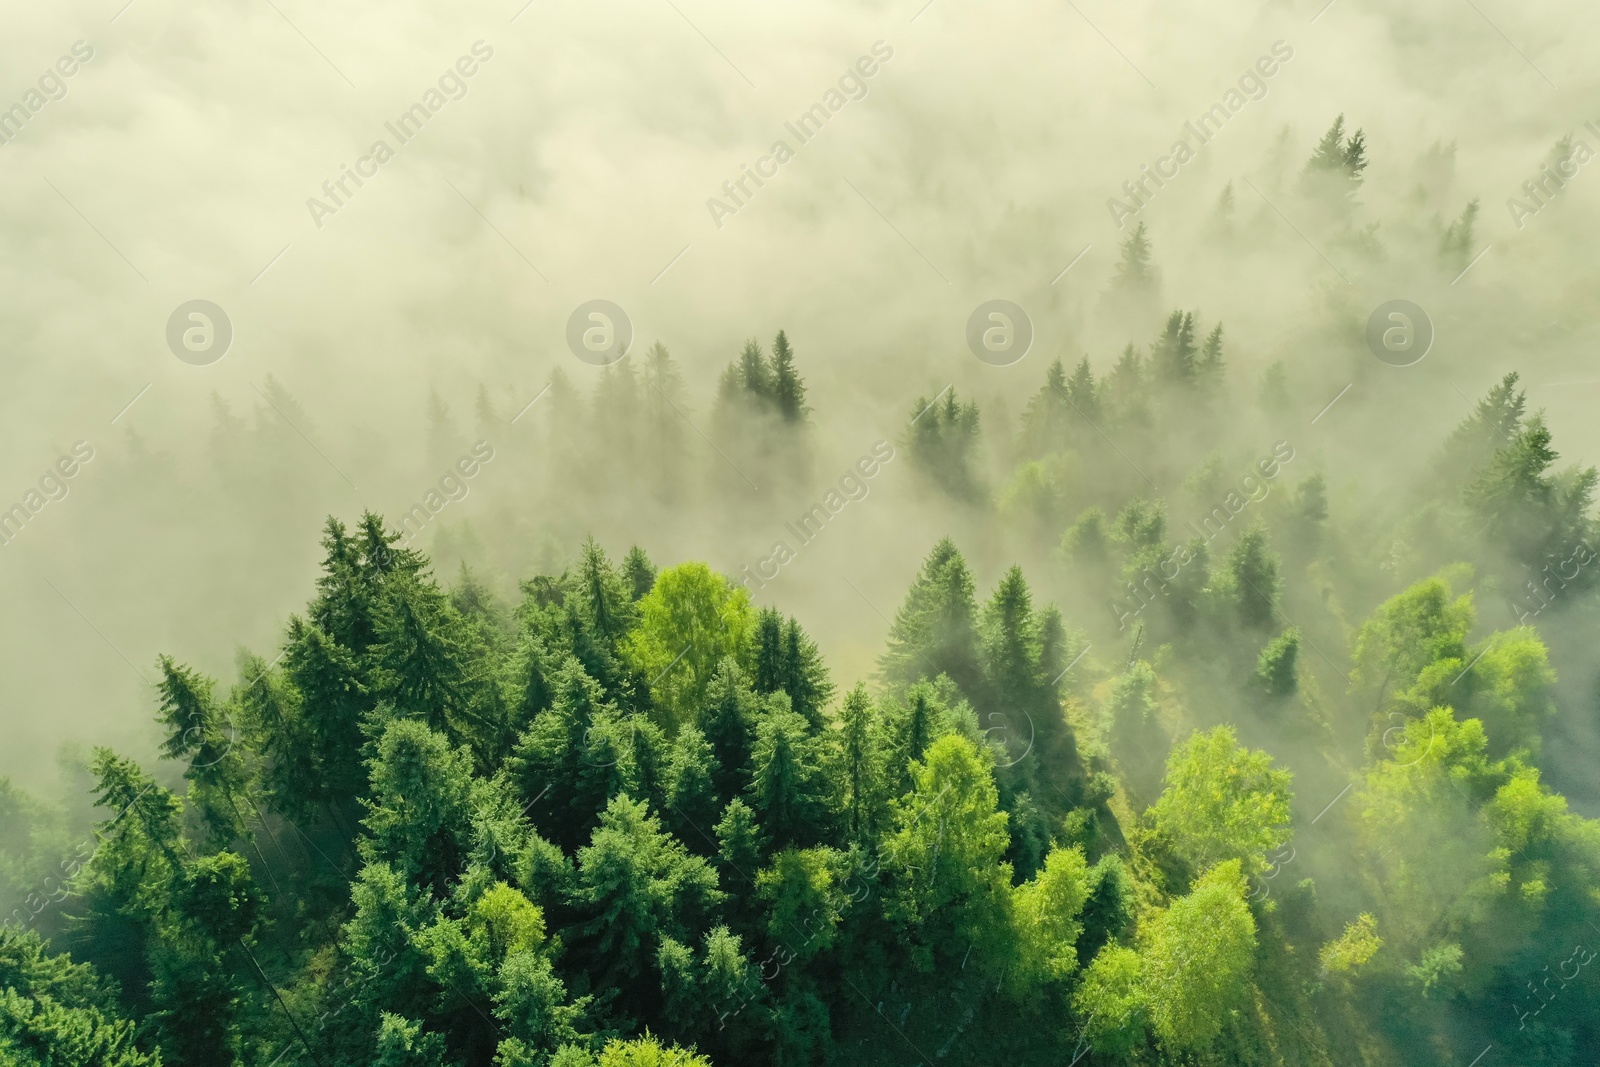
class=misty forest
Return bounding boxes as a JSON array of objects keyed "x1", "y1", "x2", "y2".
[{"x1": 5, "y1": 1, "x2": 1600, "y2": 1066}]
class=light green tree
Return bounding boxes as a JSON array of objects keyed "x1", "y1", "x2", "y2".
[{"x1": 1148, "y1": 726, "x2": 1292, "y2": 875}]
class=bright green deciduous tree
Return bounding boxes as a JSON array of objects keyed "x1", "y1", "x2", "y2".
[
  {"x1": 625, "y1": 563, "x2": 754, "y2": 726},
  {"x1": 1139, "y1": 859, "x2": 1257, "y2": 1052},
  {"x1": 1011, "y1": 844, "x2": 1093, "y2": 984},
  {"x1": 1148, "y1": 726, "x2": 1292, "y2": 875},
  {"x1": 883, "y1": 734, "x2": 1012, "y2": 973}
]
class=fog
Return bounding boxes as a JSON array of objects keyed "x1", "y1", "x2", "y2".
[{"x1": 2, "y1": 0, "x2": 1598, "y2": 805}]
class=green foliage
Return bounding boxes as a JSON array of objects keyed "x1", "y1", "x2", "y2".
[
  {"x1": 0, "y1": 926, "x2": 156, "y2": 1067},
  {"x1": 1319, "y1": 913, "x2": 1382, "y2": 974},
  {"x1": 1139, "y1": 860, "x2": 1257, "y2": 1051},
  {"x1": 624, "y1": 564, "x2": 754, "y2": 726},
  {"x1": 574, "y1": 795, "x2": 722, "y2": 986},
  {"x1": 1149, "y1": 726, "x2": 1292, "y2": 875},
  {"x1": 883, "y1": 735, "x2": 1012, "y2": 973},
  {"x1": 1011, "y1": 845, "x2": 1092, "y2": 983},
  {"x1": 751, "y1": 609, "x2": 833, "y2": 730},
  {"x1": 597, "y1": 1033, "x2": 713, "y2": 1067},
  {"x1": 13, "y1": 395, "x2": 1600, "y2": 1067},
  {"x1": 1226, "y1": 522, "x2": 1281, "y2": 628},
  {"x1": 1106, "y1": 662, "x2": 1166, "y2": 802},
  {"x1": 1072, "y1": 944, "x2": 1147, "y2": 1055},
  {"x1": 1252, "y1": 627, "x2": 1300, "y2": 697},
  {"x1": 1302, "y1": 113, "x2": 1367, "y2": 206},
  {"x1": 905, "y1": 389, "x2": 985, "y2": 503},
  {"x1": 1354, "y1": 574, "x2": 1474, "y2": 689},
  {"x1": 1406, "y1": 941, "x2": 1464, "y2": 997}
]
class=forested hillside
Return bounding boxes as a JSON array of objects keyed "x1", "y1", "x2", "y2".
[{"x1": 4, "y1": 118, "x2": 1600, "y2": 1067}]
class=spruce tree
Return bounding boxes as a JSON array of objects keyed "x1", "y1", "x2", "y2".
[
  {"x1": 1065, "y1": 357, "x2": 1099, "y2": 420},
  {"x1": 155, "y1": 656, "x2": 249, "y2": 846},
  {"x1": 700, "y1": 659, "x2": 760, "y2": 804},
  {"x1": 1228, "y1": 523, "x2": 1282, "y2": 629},
  {"x1": 836, "y1": 683, "x2": 882, "y2": 842},
  {"x1": 1112, "y1": 222, "x2": 1155, "y2": 290},
  {"x1": 622, "y1": 546, "x2": 657, "y2": 601},
  {"x1": 770, "y1": 330, "x2": 807, "y2": 423},
  {"x1": 880, "y1": 539, "x2": 983, "y2": 697}
]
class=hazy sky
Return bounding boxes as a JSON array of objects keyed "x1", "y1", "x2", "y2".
[{"x1": 2, "y1": 0, "x2": 1596, "y2": 789}]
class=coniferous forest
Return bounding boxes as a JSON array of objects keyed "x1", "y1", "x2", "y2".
[{"x1": 4, "y1": 9, "x2": 1600, "y2": 1067}]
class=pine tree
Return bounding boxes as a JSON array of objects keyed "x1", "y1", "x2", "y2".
[
  {"x1": 1018, "y1": 359, "x2": 1072, "y2": 458},
  {"x1": 578, "y1": 537, "x2": 635, "y2": 648},
  {"x1": 666, "y1": 725, "x2": 720, "y2": 845},
  {"x1": 1436, "y1": 372, "x2": 1525, "y2": 491},
  {"x1": 1106, "y1": 344, "x2": 1148, "y2": 424},
  {"x1": 1302, "y1": 114, "x2": 1368, "y2": 207},
  {"x1": 701, "y1": 659, "x2": 760, "y2": 804},
  {"x1": 890, "y1": 682, "x2": 937, "y2": 796},
  {"x1": 748, "y1": 705, "x2": 824, "y2": 852},
  {"x1": 1151, "y1": 311, "x2": 1198, "y2": 385},
  {"x1": 880, "y1": 539, "x2": 984, "y2": 696},
  {"x1": 1198, "y1": 323, "x2": 1225, "y2": 389},
  {"x1": 1439, "y1": 198, "x2": 1480, "y2": 271},
  {"x1": 1106, "y1": 663, "x2": 1165, "y2": 803},
  {"x1": 979, "y1": 567, "x2": 1043, "y2": 724},
  {"x1": 1065, "y1": 357, "x2": 1099, "y2": 421},
  {"x1": 156, "y1": 656, "x2": 249, "y2": 845},
  {"x1": 780, "y1": 618, "x2": 832, "y2": 731},
  {"x1": 573, "y1": 795, "x2": 722, "y2": 993},
  {"x1": 0, "y1": 926, "x2": 159, "y2": 1066},
  {"x1": 905, "y1": 388, "x2": 985, "y2": 502},
  {"x1": 1228, "y1": 523, "x2": 1282, "y2": 629},
  {"x1": 770, "y1": 330, "x2": 807, "y2": 423},
  {"x1": 282, "y1": 617, "x2": 369, "y2": 810},
  {"x1": 360, "y1": 718, "x2": 476, "y2": 892},
  {"x1": 836, "y1": 684, "x2": 882, "y2": 842},
  {"x1": 1253, "y1": 628, "x2": 1301, "y2": 697},
  {"x1": 1113, "y1": 222, "x2": 1155, "y2": 290},
  {"x1": 372, "y1": 574, "x2": 481, "y2": 744},
  {"x1": 738, "y1": 339, "x2": 772, "y2": 402},
  {"x1": 752, "y1": 609, "x2": 786, "y2": 699},
  {"x1": 623, "y1": 547, "x2": 657, "y2": 601},
  {"x1": 508, "y1": 658, "x2": 613, "y2": 849},
  {"x1": 474, "y1": 383, "x2": 503, "y2": 437}
]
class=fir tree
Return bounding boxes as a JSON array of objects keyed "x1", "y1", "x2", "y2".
[
  {"x1": 770, "y1": 330, "x2": 807, "y2": 424},
  {"x1": 1228, "y1": 523, "x2": 1282, "y2": 629},
  {"x1": 880, "y1": 539, "x2": 983, "y2": 696},
  {"x1": 1113, "y1": 222, "x2": 1155, "y2": 290},
  {"x1": 1302, "y1": 114, "x2": 1368, "y2": 207},
  {"x1": 623, "y1": 547, "x2": 657, "y2": 602}
]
